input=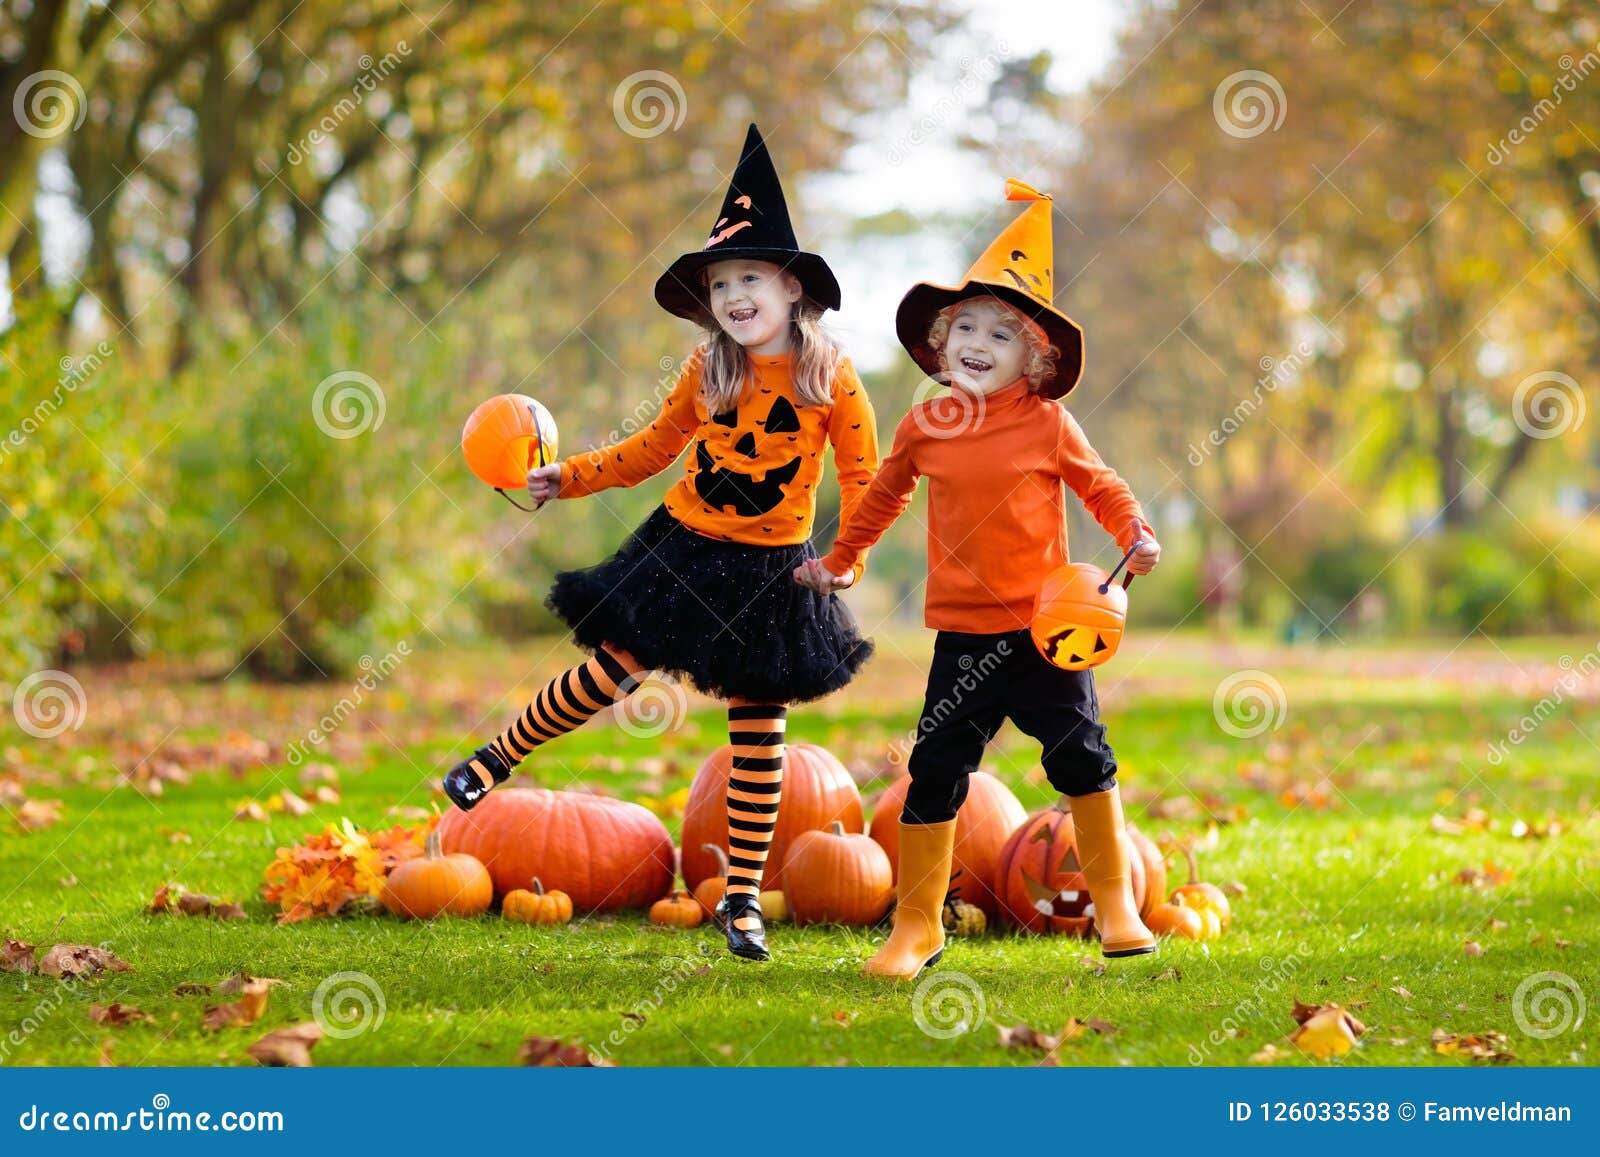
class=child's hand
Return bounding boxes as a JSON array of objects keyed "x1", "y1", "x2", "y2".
[
  {"x1": 526, "y1": 463, "x2": 562, "y2": 507},
  {"x1": 792, "y1": 558, "x2": 854, "y2": 594},
  {"x1": 1126, "y1": 528, "x2": 1161, "y2": 576}
]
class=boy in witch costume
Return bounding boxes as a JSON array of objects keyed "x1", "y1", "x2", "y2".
[
  {"x1": 796, "y1": 180, "x2": 1162, "y2": 976},
  {"x1": 442, "y1": 124, "x2": 880, "y2": 962}
]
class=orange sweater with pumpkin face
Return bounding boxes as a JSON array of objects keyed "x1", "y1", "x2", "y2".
[
  {"x1": 558, "y1": 346, "x2": 879, "y2": 576},
  {"x1": 821, "y1": 378, "x2": 1152, "y2": 634}
]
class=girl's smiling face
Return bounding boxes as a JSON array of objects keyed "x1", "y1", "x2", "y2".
[
  {"x1": 705, "y1": 259, "x2": 802, "y2": 355},
  {"x1": 943, "y1": 298, "x2": 1028, "y2": 395}
]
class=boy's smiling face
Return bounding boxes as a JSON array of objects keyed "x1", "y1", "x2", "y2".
[
  {"x1": 705, "y1": 258, "x2": 802, "y2": 355},
  {"x1": 942, "y1": 297, "x2": 1028, "y2": 395}
]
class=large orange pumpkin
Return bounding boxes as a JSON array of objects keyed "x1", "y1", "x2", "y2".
[
  {"x1": 995, "y1": 801, "x2": 1162, "y2": 936},
  {"x1": 437, "y1": 788, "x2": 673, "y2": 912},
  {"x1": 782, "y1": 821, "x2": 893, "y2": 926},
  {"x1": 868, "y1": 771, "x2": 1025, "y2": 917},
  {"x1": 680, "y1": 743, "x2": 863, "y2": 893}
]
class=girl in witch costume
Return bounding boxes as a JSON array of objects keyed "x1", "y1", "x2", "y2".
[
  {"x1": 441, "y1": 124, "x2": 880, "y2": 962},
  {"x1": 795, "y1": 180, "x2": 1161, "y2": 977}
]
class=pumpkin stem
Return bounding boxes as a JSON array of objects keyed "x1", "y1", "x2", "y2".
[
  {"x1": 701, "y1": 842, "x2": 730, "y2": 878},
  {"x1": 423, "y1": 830, "x2": 443, "y2": 860},
  {"x1": 827, "y1": 820, "x2": 845, "y2": 837},
  {"x1": 532, "y1": 877, "x2": 545, "y2": 897},
  {"x1": 1181, "y1": 843, "x2": 1200, "y2": 885}
]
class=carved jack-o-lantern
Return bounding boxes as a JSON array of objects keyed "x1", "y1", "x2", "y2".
[
  {"x1": 692, "y1": 394, "x2": 805, "y2": 517},
  {"x1": 996, "y1": 803, "x2": 1155, "y2": 937},
  {"x1": 1031, "y1": 562, "x2": 1129, "y2": 672}
]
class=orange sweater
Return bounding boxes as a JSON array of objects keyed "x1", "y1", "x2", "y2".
[
  {"x1": 821, "y1": 377, "x2": 1151, "y2": 633},
  {"x1": 559, "y1": 347, "x2": 879, "y2": 574}
]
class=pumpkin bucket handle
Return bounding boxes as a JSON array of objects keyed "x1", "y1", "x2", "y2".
[
  {"x1": 1098, "y1": 539, "x2": 1145, "y2": 595},
  {"x1": 495, "y1": 411, "x2": 553, "y2": 513}
]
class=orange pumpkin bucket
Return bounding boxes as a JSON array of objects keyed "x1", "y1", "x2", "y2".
[
  {"x1": 461, "y1": 394, "x2": 559, "y2": 509},
  {"x1": 1030, "y1": 539, "x2": 1144, "y2": 671}
]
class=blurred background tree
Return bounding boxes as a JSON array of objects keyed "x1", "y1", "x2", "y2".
[{"x1": 4, "y1": 0, "x2": 1599, "y2": 683}]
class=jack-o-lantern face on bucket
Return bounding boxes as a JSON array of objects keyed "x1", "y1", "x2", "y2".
[
  {"x1": 693, "y1": 394, "x2": 804, "y2": 517},
  {"x1": 1031, "y1": 562, "x2": 1129, "y2": 671}
]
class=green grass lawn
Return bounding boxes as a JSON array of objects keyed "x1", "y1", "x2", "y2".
[{"x1": 2, "y1": 631, "x2": 1595, "y2": 1066}]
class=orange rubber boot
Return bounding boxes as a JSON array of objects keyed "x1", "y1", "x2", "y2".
[
  {"x1": 1071, "y1": 787, "x2": 1157, "y2": 958},
  {"x1": 863, "y1": 819, "x2": 957, "y2": 980}
]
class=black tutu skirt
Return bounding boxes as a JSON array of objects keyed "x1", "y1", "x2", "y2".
[{"x1": 546, "y1": 505, "x2": 874, "y2": 704}]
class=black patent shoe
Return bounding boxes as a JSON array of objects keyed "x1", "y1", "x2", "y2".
[
  {"x1": 441, "y1": 744, "x2": 513, "y2": 812},
  {"x1": 714, "y1": 894, "x2": 770, "y2": 962}
]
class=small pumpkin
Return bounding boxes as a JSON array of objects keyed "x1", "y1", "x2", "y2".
[
  {"x1": 692, "y1": 843, "x2": 729, "y2": 918},
  {"x1": 650, "y1": 890, "x2": 704, "y2": 928},
  {"x1": 758, "y1": 890, "x2": 788, "y2": 923},
  {"x1": 381, "y1": 830, "x2": 493, "y2": 919},
  {"x1": 503, "y1": 877, "x2": 573, "y2": 925},
  {"x1": 1145, "y1": 901, "x2": 1204, "y2": 939},
  {"x1": 942, "y1": 896, "x2": 987, "y2": 936},
  {"x1": 783, "y1": 821, "x2": 893, "y2": 926},
  {"x1": 1169, "y1": 843, "x2": 1231, "y2": 930}
]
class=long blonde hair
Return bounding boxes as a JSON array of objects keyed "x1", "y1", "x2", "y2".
[{"x1": 698, "y1": 297, "x2": 841, "y2": 413}]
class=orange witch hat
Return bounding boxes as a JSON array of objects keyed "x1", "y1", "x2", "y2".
[{"x1": 896, "y1": 178, "x2": 1085, "y2": 399}]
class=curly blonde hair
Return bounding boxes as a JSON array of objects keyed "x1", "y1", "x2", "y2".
[{"x1": 926, "y1": 296, "x2": 1059, "y2": 394}]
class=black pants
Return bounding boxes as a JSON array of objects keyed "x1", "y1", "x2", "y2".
[{"x1": 902, "y1": 629, "x2": 1118, "y2": 824}]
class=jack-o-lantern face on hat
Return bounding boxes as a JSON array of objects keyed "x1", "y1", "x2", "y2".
[{"x1": 692, "y1": 394, "x2": 804, "y2": 517}]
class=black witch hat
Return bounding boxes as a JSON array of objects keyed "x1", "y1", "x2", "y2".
[{"x1": 654, "y1": 123, "x2": 841, "y2": 322}]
